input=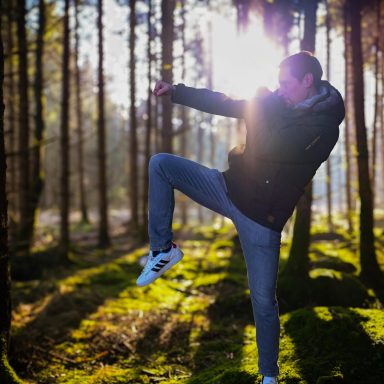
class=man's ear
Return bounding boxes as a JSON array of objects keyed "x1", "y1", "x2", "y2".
[{"x1": 303, "y1": 73, "x2": 314, "y2": 88}]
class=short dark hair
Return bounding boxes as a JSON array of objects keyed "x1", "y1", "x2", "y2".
[{"x1": 279, "y1": 51, "x2": 323, "y2": 89}]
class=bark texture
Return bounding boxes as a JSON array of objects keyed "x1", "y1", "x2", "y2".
[
  {"x1": 97, "y1": 0, "x2": 110, "y2": 247},
  {"x1": 0, "y1": 12, "x2": 23, "y2": 382},
  {"x1": 15, "y1": 0, "x2": 31, "y2": 254},
  {"x1": 59, "y1": 0, "x2": 71, "y2": 259},
  {"x1": 349, "y1": 0, "x2": 383, "y2": 286},
  {"x1": 161, "y1": 0, "x2": 175, "y2": 153},
  {"x1": 282, "y1": 0, "x2": 318, "y2": 278},
  {"x1": 129, "y1": 0, "x2": 139, "y2": 232}
]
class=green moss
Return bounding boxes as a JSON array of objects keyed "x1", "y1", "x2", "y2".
[
  {"x1": 0, "y1": 347, "x2": 24, "y2": 384},
  {"x1": 279, "y1": 307, "x2": 384, "y2": 383},
  {"x1": 279, "y1": 269, "x2": 372, "y2": 312},
  {"x1": 310, "y1": 241, "x2": 360, "y2": 274},
  {"x1": 12, "y1": 222, "x2": 384, "y2": 383},
  {"x1": 187, "y1": 367, "x2": 256, "y2": 384},
  {"x1": 309, "y1": 270, "x2": 371, "y2": 307}
]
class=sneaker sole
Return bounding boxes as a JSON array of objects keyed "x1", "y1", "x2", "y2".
[{"x1": 136, "y1": 250, "x2": 184, "y2": 287}]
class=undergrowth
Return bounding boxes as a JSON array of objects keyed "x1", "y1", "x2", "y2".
[{"x1": 8, "y1": 221, "x2": 384, "y2": 384}]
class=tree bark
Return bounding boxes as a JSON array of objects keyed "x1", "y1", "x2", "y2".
[
  {"x1": 142, "y1": 0, "x2": 153, "y2": 240},
  {"x1": 74, "y1": 0, "x2": 89, "y2": 224},
  {"x1": 197, "y1": 114, "x2": 204, "y2": 223},
  {"x1": 343, "y1": 3, "x2": 353, "y2": 233},
  {"x1": 161, "y1": 0, "x2": 175, "y2": 153},
  {"x1": 283, "y1": 182, "x2": 313, "y2": 276},
  {"x1": 350, "y1": 0, "x2": 382, "y2": 286},
  {"x1": 0, "y1": 12, "x2": 24, "y2": 382},
  {"x1": 59, "y1": 0, "x2": 71, "y2": 259},
  {"x1": 179, "y1": 0, "x2": 188, "y2": 225},
  {"x1": 15, "y1": 0, "x2": 31, "y2": 254},
  {"x1": 282, "y1": 0, "x2": 318, "y2": 278},
  {"x1": 325, "y1": 2, "x2": 333, "y2": 231},
  {"x1": 301, "y1": 0, "x2": 316, "y2": 52},
  {"x1": 29, "y1": 0, "x2": 46, "y2": 250},
  {"x1": 97, "y1": 0, "x2": 110, "y2": 247},
  {"x1": 4, "y1": 1, "x2": 17, "y2": 232},
  {"x1": 381, "y1": 39, "x2": 384, "y2": 209},
  {"x1": 371, "y1": 0, "x2": 381, "y2": 206},
  {"x1": 129, "y1": 0, "x2": 139, "y2": 233}
]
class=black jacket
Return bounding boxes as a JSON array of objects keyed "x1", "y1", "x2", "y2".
[{"x1": 171, "y1": 81, "x2": 345, "y2": 232}]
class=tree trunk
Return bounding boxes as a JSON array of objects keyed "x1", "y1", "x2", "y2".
[
  {"x1": 207, "y1": 5, "x2": 216, "y2": 224},
  {"x1": 0, "y1": 12, "x2": 23, "y2": 382},
  {"x1": 325, "y1": 2, "x2": 333, "y2": 231},
  {"x1": 74, "y1": 0, "x2": 89, "y2": 224},
  {"x1": 381, "y1": 42, "x2": 384, "y2": 209},
  {"x1": 15, "y1": 0, "x2": 31, "y2": 254},
  {"x1": 129, "y1": 0, "x2": 139, "y2": 233},
  {"x1": 301, "y1": 0, "x2": 316, "y2": 52},
  {"x1": 29, "y1": 0, "x2": 46, "y2": 250},
  {"x1": 59, "y1": 0, "x2": 71, "y2": 260},
  {"x1": 350, "y1": 0, "x2": 382, "y2": 286},
  {"x1": 282, "y1": 0, "x2": 318, "y2": 278},
  {"x1": 142, "y1": 0, "x2": 153, "y2": 240},
  {"x1": 343, "y1": 3, "x2": 353, "y2": 233},
  {"x1": 155, "y1": 93, "x2": 160, "y2": 153},
  {"x1": 283, "y1": 182, "x2": 313, "y2": 276},
  {"x1": 179, "y1": 0, "x2": 188, "y2": 225},
  {"x1": 371, "y1": 0, "x2": 381, "y2": 206},
  {"x1": 161, "y1": 0, "x2": 175, "y2": 153},
  {"x1": 207, "y1": 13, "x2": 214, "y2": 168},
  {"x1": 97, "y1": 0, "x2": 110, "y2": 247},
  {"x1": 197, "y1": 114, "x2": 204, "y2": 223},
  {"x1": 4, "y1": 1, "x2": 17, "y2": 234},
  {"x1": 235, "y1": 0, "x2": 251, "y2": 32}
]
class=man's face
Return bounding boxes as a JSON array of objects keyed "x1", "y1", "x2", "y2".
[{"x1": 278, "y1": 66, "x2": 313, "y2": 107}]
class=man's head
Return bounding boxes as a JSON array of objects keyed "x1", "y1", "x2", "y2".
[{"x1": 278, "y1": 51, "x2": 323, "y2": 107}]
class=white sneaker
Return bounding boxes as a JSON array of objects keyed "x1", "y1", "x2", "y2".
[
  {"x1": 136, "y1": 243, "x2": 184, "y2": 287},
  {"x1": 262, "y1": 377, "x2": 278, "y2": 384}
]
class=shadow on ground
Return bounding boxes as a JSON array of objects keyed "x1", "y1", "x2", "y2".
[
  {"x1": 10, "y1": 249, "x2": 142, "y2": 378},
  {"x1": 282, "y1": 307, "x2": 384, "y2": 383},
  {"x1": 186, "y1": 235, "x2": 257, "y2": 384}
]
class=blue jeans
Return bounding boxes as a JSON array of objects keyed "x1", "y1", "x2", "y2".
[{"x1": 148, "y1": 153, "x2": 282, "y2": 377}]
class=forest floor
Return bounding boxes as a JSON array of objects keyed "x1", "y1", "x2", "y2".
[{"x1": 8, "y1": 214, "x2": 384, "y2": 384}]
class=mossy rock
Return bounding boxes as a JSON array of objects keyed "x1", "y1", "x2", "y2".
[
  {"x1": 278, "y1": 271, "x2": 370, "y2": 313},
  {"x1": 0, "y1": 338, "x2": 24, "y2": 384},
  {"x1": 280, "y1": 307, "x2": 384, "y2": 383},
  {"x1": 278, "y1": 275, "x2": 312, "y2": 313},
  {"x1": 309, "y1": 271, "x2": 370, "y2": 307}
]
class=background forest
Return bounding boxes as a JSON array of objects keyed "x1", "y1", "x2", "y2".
[{"x1": 0, "y1": 0, "x2": 383, "y2": 383}]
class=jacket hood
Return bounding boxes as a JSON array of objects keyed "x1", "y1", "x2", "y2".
[{"x1": 293, "y1": 80, "x2": 345, "y2": 125}]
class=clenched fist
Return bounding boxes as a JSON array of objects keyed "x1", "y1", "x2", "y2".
[{"x1": 153, "y1": 80, "x2": 175, "y2": 97}]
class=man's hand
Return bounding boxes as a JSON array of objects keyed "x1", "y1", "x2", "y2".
[
  {"x1": 153, "y1": 80, "x2": 174, "y2": 97},
  {"x1": 256, "y1": 86, "x2": 272, "y2": 98}
]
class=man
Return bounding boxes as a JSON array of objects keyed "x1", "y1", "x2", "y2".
[{"x1": 136, "y1": 51, "x2": 345, "y2": 384}]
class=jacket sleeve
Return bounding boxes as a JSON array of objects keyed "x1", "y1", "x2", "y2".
[{"x1": 171, "y1": 83, "x2": 246, "y2": 118}]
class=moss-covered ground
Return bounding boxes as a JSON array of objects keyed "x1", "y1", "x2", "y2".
[{"x1": 8, "y1": 218, "x2": 384, "y2": 384}]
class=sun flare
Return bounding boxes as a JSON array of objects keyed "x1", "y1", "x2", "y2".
[{"x1": 212, "y1": 14, "x2": 284, "y2": 99}]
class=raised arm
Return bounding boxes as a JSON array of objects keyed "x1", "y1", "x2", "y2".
[{"x1": 153, "y1": 80, "x2": 246, "y2": 119}]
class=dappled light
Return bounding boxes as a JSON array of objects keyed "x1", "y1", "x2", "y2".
[{"x1": 1, "y1": 0, "x2": 383, "y2": 383}]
